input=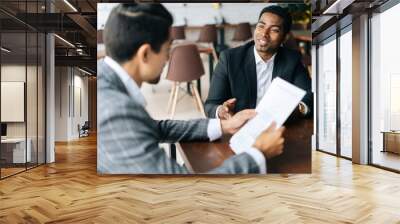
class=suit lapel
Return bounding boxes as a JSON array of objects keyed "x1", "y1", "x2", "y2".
[
  {"x1": 272, "y1": 47, "x2": 283, "y2": 80},
  {"x1": 243, "y1": 44, "x2": 257, "y2": 108}
]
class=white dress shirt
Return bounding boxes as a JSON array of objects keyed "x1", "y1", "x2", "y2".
[
  {"x1": 215, "y1": 46, "x2": 275, "y2": 117},
  {"x1": 104, "y1": 57, "x2": 266, "y2": 174},
  {"x1": 254, "y1": 47, "x2": 308, "y2": 113},
  {"x1": 254, "y1": 46, "x2": 276, "y2": 105}
]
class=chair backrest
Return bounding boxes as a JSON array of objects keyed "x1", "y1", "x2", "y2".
[
  {"x1": 283, "y1": 32, "x2": 299, "y2": 51},
  {"x1": 82, "y1": 121, "x2": 90, "y2": 129},
  {"x1": 198, "y1": 24, "x2": 217, "y2": 43},
  {"x1": 166, "y1": 44, "x2": 205, "y2": 82},
  {"x1": 171, "y1": 26, "x2": 186, "y2": 40},
  {"x1": 232, "y1": 22, "x2": 252, "y2": 42}
]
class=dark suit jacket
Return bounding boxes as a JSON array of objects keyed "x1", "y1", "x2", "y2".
[{"x1": 205, "y1": 41, "x2": 313, "y2": 118}]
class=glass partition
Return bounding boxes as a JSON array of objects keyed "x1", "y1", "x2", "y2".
[
  {"x1": 0, "y1": 1, "x2": 46, "y2": 179},
  {"x1": 370, "y1": 3, "x2": 400, "y2": 171},
  {"x1": 339, "y1": 27, "x2": 352, "y2": 158},
  {"x1": 317, "y1": 35, "x2": 337, "y2": 155},
  {"x1": 1, "y1": 30, "x2": 28, "y2": 177}
]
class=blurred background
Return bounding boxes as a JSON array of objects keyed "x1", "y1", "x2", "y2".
[{"x1": 97, "y1": 3, "x2": 311, "y2": 120}]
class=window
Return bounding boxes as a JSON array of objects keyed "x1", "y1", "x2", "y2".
[
  {"x1": 339, "y1": 27, "x2": 352, "y2": 158},
  {"x1": 370, "y1": 3, "x2": 400, "y2": 171},
  {"x1": 317, "y1": 35, "x2": 337, "y2": 154}
]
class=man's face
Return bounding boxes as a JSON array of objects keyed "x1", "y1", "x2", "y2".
[
  {"x1": 253, "y1": 12, "x2": 286, "y2": 54},
  {"x1": 143, "y1": 38, "x2": 172, "y2": 84}
]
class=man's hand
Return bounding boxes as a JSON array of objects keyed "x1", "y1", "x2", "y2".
[
  {"x1": 253, "y1": 122, "x2": 285, "y2": 159},
  {"x1": 218, "y1": 98, "x2": 236, "y2": 120},
  {"x1": 298, "y1": 103, "x2": 307, "y2": 114},
  {"x1": 220, "y1": 109, "x2": 256, "y2": 135}
]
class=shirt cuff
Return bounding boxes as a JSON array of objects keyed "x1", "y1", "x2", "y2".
[
  {"x1": 207, "y1": 118, "x2": 222, "y2": 141},
  {"x1": 215, "y1": 105, "x2": 222, "y2": 119},
  {"x1": 245, "y1": 147, "x2": 267, "y2": 174},
  {"x1": 299, "y1": 101, "x2": 309, "y2": 115}
]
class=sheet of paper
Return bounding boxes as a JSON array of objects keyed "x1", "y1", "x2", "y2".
[{"x1": 230, "y1": 77, "x2": 306, "y2": 154}]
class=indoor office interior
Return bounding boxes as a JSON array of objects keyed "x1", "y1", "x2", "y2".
[
  {"x1": 312, "y1": 0, "x2": 400, "y2": 172},
  {"x1": 0, "y1": 0, "x2": 97, "y2": 179}
]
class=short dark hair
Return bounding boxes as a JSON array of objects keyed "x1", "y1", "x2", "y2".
[
  {"x1": 258, "y1": 5, "x2": 292, "y2": 35},
  {"x1": 104, "y1": 3, "x2": 173, "y2": 63}
]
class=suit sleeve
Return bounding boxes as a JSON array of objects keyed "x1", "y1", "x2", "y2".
[
  {"x1": 293, "y1": 57, "x2": 313, "y2": 116},
  {"x1": 98, "y1": 97, "x2": 261, "y2": 174},
  {"x1": 98, "y1": 97, "x2": 190, "y2": 174},
  {"x1": 156, "y1": 119, "x2": 210, "y2": 143},
  {"x1": 204, "y1": 51, "x2": 232, "y2": 118}
]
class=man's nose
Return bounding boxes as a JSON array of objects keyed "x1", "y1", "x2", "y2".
[{"x1": 261, "y1": 28, "x2": 270, "y2": 39}]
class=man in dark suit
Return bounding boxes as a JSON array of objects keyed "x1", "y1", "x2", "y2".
[{"x1": 205, "y1": 5, "x2": 312, "y2": 120}]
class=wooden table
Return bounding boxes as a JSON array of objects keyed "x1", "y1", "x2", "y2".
[{"x1": 178, "y1": 117, "x2": 312, "y2": 174}]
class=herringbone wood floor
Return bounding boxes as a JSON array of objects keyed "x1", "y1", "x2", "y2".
[{"x1": 0, "y1": 134, "x2": 400, "y2": 224}]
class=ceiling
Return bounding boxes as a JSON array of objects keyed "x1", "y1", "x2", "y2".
[
  {"x1": 0, "y1": 0, "x2": 98, "y2": 74},
  {"x1": 311, "y1": 0, "x2": 389, "y2": 43}
]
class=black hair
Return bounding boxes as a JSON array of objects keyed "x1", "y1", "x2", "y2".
[
  {"x1": 104, "y1": 3, "x2": 173, "y2": 63},
  {"x1": 258, "y1": 5, "x2": 292, "y2": 35}
]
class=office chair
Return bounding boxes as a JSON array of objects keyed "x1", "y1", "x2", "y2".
[
  {"x1": 166, "y1": 44, "x2": 206, "y2": 119},
  {"x1": 232, "y1": 22, "x2": 252, "y2": 47},
  {"x1": 79, "y1": 121, "x2": 90, "y2": 138},
  {"x1": 197, "y1": 24, "x2": 219, "y2": 62}
]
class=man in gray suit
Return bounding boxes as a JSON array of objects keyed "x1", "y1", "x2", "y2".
[{"x1": 98, "y1": 3, "x2": 285, "y2": 174}]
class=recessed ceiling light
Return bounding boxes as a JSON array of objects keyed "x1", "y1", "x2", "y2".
[
  {"x1": 63, "y1": 0, "x2": 78, "y2": 12},
  {"x1": 54, "y1": 34, "x2": 75, "y2": 48},
  {"x1": 78, "y1": 67, "x2": 92, "y2": 76},
  {"x1": 1, "y1": 47, "x2": 11, "y2": 53}
]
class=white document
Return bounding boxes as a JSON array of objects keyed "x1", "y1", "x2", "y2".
[{"x1": 230, "y1": 77, "x2": 306, "y2": 154}]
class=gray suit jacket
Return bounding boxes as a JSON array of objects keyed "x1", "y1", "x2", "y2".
[{"x1": 97, "y1": 60, "x2": 260, "y2": 174}]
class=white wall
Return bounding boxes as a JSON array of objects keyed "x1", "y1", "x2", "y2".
[
  {"x1": 98, "y1": 3, "x2": 275, "y2": 29},
  {"x1": 1, "y1": 63, "x2": 46, "y2": 163},
  {"x1": 164, "y1": 3, "x2": 274, "y2": 26},
  {"x1": 54, "y1": 67, "x2": 89, "y2": 141},
  {"x1": 55, "y1": 66, "x2": 68, "y2": 141},
  {"x1": 1, "y1": 65, "x2": 31, "y2": 138}
]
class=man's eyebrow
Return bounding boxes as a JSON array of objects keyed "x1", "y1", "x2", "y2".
[
  {"x1": 270, "y1": 25, "x2": 281, "y2": 29},
  {"x1": 257, "y1": 22, "x2": 281, "y2": 29}
]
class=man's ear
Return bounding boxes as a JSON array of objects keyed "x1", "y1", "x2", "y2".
[{"x1": 137, "y1": 44, "x2": 151, "y2": 63}]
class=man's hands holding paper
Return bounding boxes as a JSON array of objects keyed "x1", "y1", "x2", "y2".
[
  {"x1": 253, "y1": 122, "x2": 285, "y2": 159},
  {"x1": 220, "y1": 109, "x2": 285, "y2": 160},
  {"x1": 220, "y1": 109, "x2": 256, "y2": 135}
]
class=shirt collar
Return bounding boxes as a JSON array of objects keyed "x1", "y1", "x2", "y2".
[
  {"x1": 104, "y1": 56, "x2": 147, "y2": 106},
  {"x1": 253, "y1": 46, "x2": 276, "y2": 65}
]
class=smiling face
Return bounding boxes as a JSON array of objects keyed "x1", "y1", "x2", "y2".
[{"x1": 253, "y1": 12, "x2": 286, "y2": 59}]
